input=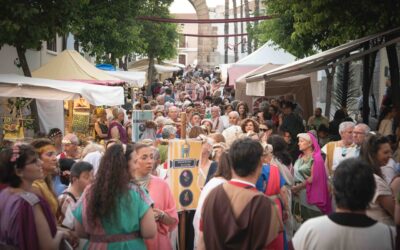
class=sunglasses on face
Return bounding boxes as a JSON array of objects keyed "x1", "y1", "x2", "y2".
[{"x1": 259, "y1": 128, "x2": 269, "y2": 132}]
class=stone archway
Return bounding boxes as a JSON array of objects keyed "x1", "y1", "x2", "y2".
[{"x1": 188, "y1": 0, "x2": 217, "y2": 67}]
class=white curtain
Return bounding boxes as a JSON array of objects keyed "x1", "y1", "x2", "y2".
[{"x1": 36, "y1": 100, "x2": 64, "y2": 134}]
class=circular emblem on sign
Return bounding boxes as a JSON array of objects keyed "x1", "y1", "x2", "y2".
[
  {"x1": 179, "y1": 170, "x2": 193, "y2": 187},
  {"x1": 179, "y1": 189, "x2": 193, "y2": 207}
]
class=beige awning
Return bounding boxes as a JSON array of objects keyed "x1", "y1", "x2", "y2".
[{"x1": 32, "y1": 50, "x2": 124, "y2": 85}]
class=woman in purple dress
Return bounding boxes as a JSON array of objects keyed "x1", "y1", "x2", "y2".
[{"x1": 0, "y1": 144, "x2": 75, "y2": 249}]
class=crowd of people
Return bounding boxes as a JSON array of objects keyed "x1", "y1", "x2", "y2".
[{"x1": 0, "y1": 65, "x2": 400, "y2": 249}]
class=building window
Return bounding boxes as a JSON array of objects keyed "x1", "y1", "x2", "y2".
[
  {"x1": 179, "y1": 35, "x2": 186, "y2": 48},
  {"x1": 47, "y1": 37, "x2": 57, "y2": 52},
  {"x1": 179, "y1": 54, "x2": 186, "y2": 65}
]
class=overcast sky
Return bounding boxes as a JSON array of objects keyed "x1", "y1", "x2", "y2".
[{"x1": 170, "y1": 0, "x2": 226, "y2": 13}]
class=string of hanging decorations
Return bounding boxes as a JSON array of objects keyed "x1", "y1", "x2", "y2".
[
  {"x1": 181, "y1": 33, "x2": 248, "y2": 37},
  {"x1": 137, "y1": 15, "x2": 274, "y2": 23}
]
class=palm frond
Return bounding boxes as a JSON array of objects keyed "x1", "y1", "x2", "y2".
[{"x1": 333, "y1": 60, "x2": 360, "y2": 115}]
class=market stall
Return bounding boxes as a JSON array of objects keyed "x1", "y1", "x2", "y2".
[
  {"x1": 227, "y1": 41, "x2": 296, "y2": 86},
  {"x1": 29, "y1": 50, "x2": 128, "y2": 138},
  {"x1": 0, "y1": 74, "x2": 124, "y2": 141},
  {"x1": 128, "y1": 58, "x2": 181, "y2": 83}
]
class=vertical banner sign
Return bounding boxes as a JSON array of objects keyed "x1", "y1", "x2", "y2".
[
  {"x1": 168, "y1": 139, "x2": 202, "y2": 211},
  {"x1": 132, "y1": 110, "x2": 154, "y2": 142},
  {"x1": 72, "y1": 111, "x2": 90, "y2": 135}
]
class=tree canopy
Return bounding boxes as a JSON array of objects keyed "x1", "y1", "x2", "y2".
[
  {"x1": 255, "y1": 0, "x2": 400, "y2": 58},
  {"x1": 73, "y1": 0, "x2": 178, "y2": 73},
  {"x1": 73, "y1": 0, "x2": 146, "y2": 64},
  {"x1": 0, "y1": 0, "x2": 86, "y2": 75},
  {"x1": 136, "y1": 0, "x2": 178, "y2": 61}
]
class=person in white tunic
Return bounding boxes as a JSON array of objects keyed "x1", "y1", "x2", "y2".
[
  {"x1": 193, "y1": 151, "x2": 232, "y2": 249},
  {"x1": 292, "y1": 158, "x2": 396, "y2": 250},
  {"x1": 322, "y1": 121, "x2": 357, "y2": 177}
]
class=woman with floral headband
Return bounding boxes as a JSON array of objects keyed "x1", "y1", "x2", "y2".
[
  {"x1": 31, "y1": 139, "x2": 60, "y2": 217},
  {"x1": 0, "y1": 144, "x2": 77, "y2": 249}
]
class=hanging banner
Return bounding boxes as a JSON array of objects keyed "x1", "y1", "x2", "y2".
[
  {"x1": 168, "y1": 139, "x2": 202, "y2": 211},
  {"x1": 72, "y1": 111, "x2": 90, "y2": 134},
  {"x1": 131, "y1": 110, "x2": 154, "y2": 142}
]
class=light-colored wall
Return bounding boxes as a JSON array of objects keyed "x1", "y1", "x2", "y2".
[
  {"x1": 172, "y1": 13, "x2": 199, "y2": 66},
  {"x1": 211, "y1": 1, "x2": 258, "y2": 64},
  {"x1": 0, "y1": 35, "x2": 64, "y2": 75}
]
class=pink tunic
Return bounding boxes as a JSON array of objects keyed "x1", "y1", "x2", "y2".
[{"x1": 145, "y1": 176, "x2": 179, "y2": 250}]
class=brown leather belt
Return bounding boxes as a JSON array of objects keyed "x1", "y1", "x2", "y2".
[{"x1": 90, "y1": 231, "x2": 140, "y2": 243}]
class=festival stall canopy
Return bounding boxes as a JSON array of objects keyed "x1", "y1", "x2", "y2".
[
  {"x1": 234, "y1": 63, "x2": 313, "y2": 118},
  {"x1": 235, "y1": 63, "x2": 281, "y2": 85},
  {"x1": 236, "y1": 72, "x2": 313, "y2": 119},
  {"x1": 227, "y1": 41, "x2": 295, "y2": 85},
  {"x1": 128, "y1": 59, "x2": 181, "y2": 73},
  {"x1": 0, "y1": 74, "x2": 124, "y2": 106},
  {"x1": 235, "y1": 42, "x2": 296, "y2": 66},
  {"x1": 32, "y1": 50, "x2": 124, "y2": 85},
  {"x1": 105, "y1": 71, "x2": 146, "y2": 88}
]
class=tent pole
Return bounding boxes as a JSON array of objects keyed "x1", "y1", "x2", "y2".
[{"x1": 68, "y1": 100, "x2": 73, "y2": 133}]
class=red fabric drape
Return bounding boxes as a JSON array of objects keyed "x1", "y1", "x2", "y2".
[
  {"x1": 137, "y1": 15, "x2": 274, "y2": 23},
  {"x1": 182, "y1": 33, "x2": 248, "y2": 37}
]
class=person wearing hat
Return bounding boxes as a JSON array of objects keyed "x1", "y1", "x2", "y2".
[
  {"x1": 59, "y1": 133, "x2": 80, "y2": 160},
  {"x1": 58, "y1": 161, "x2": 94, "y2": 228},
  {"x1": 292, "y1": 132, "x2": 332, "y2": 222}
]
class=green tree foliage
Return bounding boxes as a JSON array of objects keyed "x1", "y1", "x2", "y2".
[
  {"x1": 255, "y1": 0, "x2": 400, "y2": 57},
  {"x1": 73, "y1": 0, "x2": 178, "y2": 79},
  {"x1": 73, "y1": 0, "x2": 146, "y2": 65},
  {"x1": 253, "y1": 1, "x2": 316, "y2": 58},
  {"x1": 0, "y1": 0, "x2": 86, "y2": 76},
  {"x1": 136, "y1": 0, "x2": 178, "y2": 82}
]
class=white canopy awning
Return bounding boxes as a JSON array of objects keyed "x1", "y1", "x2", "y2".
[
  {"x1": 235, "y1": 41, "x2": 295, "y2": 66},
  {"x1": 105, "y1": 71, "x2": 146, "y2": 88},
  {"x1": 154, "y1": 64, "x2": 181, "y2": 73},
  {"x1": 0, "y1": 74, "x2": 124, "y2": 106},
  {"x1": 246, "y1": 27, "x2": 400, "y2": 83}
]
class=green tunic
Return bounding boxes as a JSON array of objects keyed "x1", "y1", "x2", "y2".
[
  {"x1": 293, "y1": 156, "x2": 321, "y2": 220},
  {"x1": 73, "y1": 188, "x2": 150, "y2": 250}
]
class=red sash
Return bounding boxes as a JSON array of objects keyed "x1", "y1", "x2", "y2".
[{"x1": 265, "y1": 165, "x2": 284, "y2": 250}]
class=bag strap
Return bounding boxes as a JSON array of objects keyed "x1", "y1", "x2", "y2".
[{"x1": 63, "y1": 191, "x2": 77, "y2": 203}]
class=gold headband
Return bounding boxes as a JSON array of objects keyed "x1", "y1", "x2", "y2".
[{"x1": 37, "y1": 145, "x2": 56, "y2": 155}]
